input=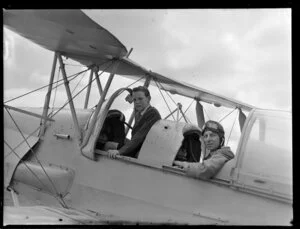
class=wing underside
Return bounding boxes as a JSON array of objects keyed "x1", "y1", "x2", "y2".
[{"x1": 4, "y1": 9, "x2": 254, "y2": 111}]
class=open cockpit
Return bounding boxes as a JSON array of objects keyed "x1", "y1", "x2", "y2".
[{"x1": 4, "y1": 10, "x2": 292, "y2": 225}]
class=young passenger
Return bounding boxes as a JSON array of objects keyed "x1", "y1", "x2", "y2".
[
  {"x1": 108, "y1": 86, "x2": 161, "y2": 159},
  {"x1": 173, "y1": 120, "x2": 234, "y2": 179}
]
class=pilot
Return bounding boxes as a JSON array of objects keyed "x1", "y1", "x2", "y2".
[
  {"x1": 108, "y1": 86, "x2": 161, "y2": 159},
  {"x1": 173, "y1": 120, "x2": 234, "y2": 179}
]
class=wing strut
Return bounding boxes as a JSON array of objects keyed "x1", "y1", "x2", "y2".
[
  {"x1": 80, "y1": 59, "x2": 120, "y2": 149},
  {"x1": 84, "y1": 69, "x2": 94, "y2": 109},
  {"x1": 5, "y1": 108, "x2": 68, "y2": 208},
  {"x1": 238, "y1": 108, "x2": 247, "y2": 132},
  {"x1": 39, "y1": 52, "x2": 58, "y2": 137},
  {"x1": 58, "y1": 53, "x2": 82, "y2": 143},
  {"x1": 81, "y1": 49, "x2": 134, "y2": 149},
  {"x1": 94, "y1": 67, "x2": 103, "y2": 96},
  {"x1": 196, "y1": 100, "x2": 205, "y2": 128}
]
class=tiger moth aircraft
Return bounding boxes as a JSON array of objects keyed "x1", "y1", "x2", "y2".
[{"x1": 3, "y1": 9, "x2": 292, "y2": 225}]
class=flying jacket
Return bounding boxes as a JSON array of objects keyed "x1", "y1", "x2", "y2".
[
  {"x1": 119, "y1": 106, "x2": 161, "y2": 158},
  {"x1": 184, "y1": 146, "x2": 234, "y2": 180}
]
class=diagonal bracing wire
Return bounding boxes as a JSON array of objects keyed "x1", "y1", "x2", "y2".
[
  {"x1": 5, "y1": 127, "x2": 40, "y2": 159},
  {"x1": 5, "y1": 105, "x2": 68, "y2": 208},
  {"x1": 4, "y1": 68, "x2": 91, "y2": 104},
  {"x1": 49, "y1": 61, "x2": 114, "y2": 119},
  {"x1": 178, "y1": 99, "x2": 194, "y2": 122},
  {"x1": 153, "y1": 79, "x2": 176, "y2": 121},
  {"x1": 70, "y1": 68, "x2": 88, "y2": 95},
  {"x1": 50, "y1": 66, "x2": 61, "y2": 115},
  {"x1": 203, "y1": 106, "x2": 211, "y2": 121},
  {"x1": 115, "y1": 75, "x2": 146, "y2": 97},
  {"x1": 125, "y1": 75, "x2": 146, "y2": 89},
  {"x1": 218, "y1": 107, "x2": 237, "y2": 123},
  {"x1": 90, "y1": 74, "x2": 145, "y2": 110},
  {"x1": 4, "y1": 140, "x2": 53, "y2": 195},
  {"x1": 3, "y1": 59, "x2": 116, "y2": 208},
  {"x1": 226, "y1": 109, "x2": 239, "y2": 146},
  {"x1": 156, "y1": 81, "x2": 178, "y2": 107}
]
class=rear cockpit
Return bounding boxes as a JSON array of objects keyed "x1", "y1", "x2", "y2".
[{"x1": 96, "y1": 109, "x2": 126, "y2": 151}]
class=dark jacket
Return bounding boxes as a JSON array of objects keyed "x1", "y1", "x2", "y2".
[
  {"x1": 185, "y1": 146, "x2": 234, "y2": 180},
  {"x1": 119, "y1": 106, "x2": 161, "y2": 157}
]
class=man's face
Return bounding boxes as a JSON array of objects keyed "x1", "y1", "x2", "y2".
[
  {"x1": 203, "y1": 130, "x2": 221, "y2": 151},
  {"x1": 132, "y1": 91, "x2": 150, "y2": 112}
]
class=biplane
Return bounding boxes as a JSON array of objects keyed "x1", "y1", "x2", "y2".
[{"x1": 3, "y1": 10, "x2": 292, "y2": 225}]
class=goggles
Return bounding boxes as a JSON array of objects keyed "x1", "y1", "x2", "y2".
[{"x1": 202, "y1": 121, "x2": 224, "y2": 136}]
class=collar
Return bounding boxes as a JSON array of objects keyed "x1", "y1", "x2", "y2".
[
  {"x1": 136, "y1": 104, "x2": 151, "y2": 116},
  {"x1": 204, "y1": 146, "x2": 222, "y2": 159}
]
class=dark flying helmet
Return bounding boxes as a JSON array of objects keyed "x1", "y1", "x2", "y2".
[{"x1": 202, "y1": 120, "x2": 225, "y2": 146}]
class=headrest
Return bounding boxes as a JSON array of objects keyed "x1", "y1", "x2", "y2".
[
  {"x1": 182, "y1": 123, "x2": 202, "y2": 137},
  {"x1": 106, "y1": 109, "x2": 125, "y2": 122}
]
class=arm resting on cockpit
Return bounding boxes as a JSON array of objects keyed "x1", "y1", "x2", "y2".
[
  {"x1": 184, "y1": 147, "x2": 234, "y2": 180},
  {"x1": 118, "y1": 106, "x2": 161, "y2": 158}
]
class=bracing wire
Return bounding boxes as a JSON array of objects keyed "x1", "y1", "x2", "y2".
[
  {"x1": 153, "y1": 79, "x2": 175, "y2": 121},
  {"x1": 70, "y1": 67, "x2": 88, "y2": 95},
  {"x1": 48, "y1": 69, "x2": 82, "y2": 117},
  {"x1": 178, "y1": 99, "x2": 194, "y2": 122},
  {"x1": 50, "y1": 67, "x2": 61, "y2": 115},
  {"x1": 90, "y1": 74, "x2": 145, "y2": 110},
  {"x1": 4, "y1": 59, "x2": 113, "y2": 209},
  {"x1": 49, "y1": 61, "x2": 114, "y2": 119},
  {"x1": 5, "y1": 107, "x2": 68, "y2": 208},
  {"x1": 4, "y1": 68, "x2": 91, "y2": 104},
  {"x1": 156, "y1": 81, "x2": 178, "y2": 107},
  {"x1": 226, "y1": 109, "x2": 239, "y2": 146},
  {"x1": 5, "y1": 142, "x2": 68, "y2": 209},
  {"x1": 4, "y1": 127, "x2": 40, "y2": 159},
  {"x1": 219, "y1": 107, "x2": 237, "y2": 123},
  {"x1": 4, "y1": 140, "x2": 53, "y2": 195},
  {"x1": 203, "y1": 106, "x2": 211, "y2": 121},
  {"x1": 125, "y1": 75, "x2": 145, "y2": 89},
  {"x1": 115, "y1": 75, "x2": 146, "y2": 98}
]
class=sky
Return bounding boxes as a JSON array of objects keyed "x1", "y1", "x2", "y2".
[{"x1": 3, "y1": 9, "x2": 291, "y2": 152}]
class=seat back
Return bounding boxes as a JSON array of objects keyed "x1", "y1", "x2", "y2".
[
  {"x1": 97, "y1": 110, "x2": 126, "y2": 150},
  {"x1": 175, "y1": 126, "x2": 202, "y2": 163}
]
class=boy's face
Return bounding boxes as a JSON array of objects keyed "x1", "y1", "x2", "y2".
[{"x1": 132, "y1": 91, "x2": 150, "y2": 112}]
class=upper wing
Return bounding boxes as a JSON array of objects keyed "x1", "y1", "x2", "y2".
[
  {"x1": 4, "y1": 9, "x2": 128, "y2": 66},
  {"x1": 101, "y1": 57, "x2": 255, "y2": 111},
  {"x1": 4, "y1": 9, "x2": 255, "y2": 111}
]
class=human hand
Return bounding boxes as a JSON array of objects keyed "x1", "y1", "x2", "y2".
[
  {"x1": 108, "y1": 149, "x2": 120, "y2": 159},
  {"x1": 173, "y1": 161, "x2": 188, "y2": 169}
]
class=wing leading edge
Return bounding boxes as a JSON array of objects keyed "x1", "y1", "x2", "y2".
[
  {"x1": 98, "y1": 57, "x2": 255, "y2": 111},
  {"x1": 4, "y1": 9, "x2": 255, "y2": 111},
  {"x1": 4, "y1": 9, "x2": 128, "y2": 65}
]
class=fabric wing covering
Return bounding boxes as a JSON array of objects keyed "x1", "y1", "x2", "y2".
[{"x1": 4, "y1": 9, "x2": 254, "y2": 111}]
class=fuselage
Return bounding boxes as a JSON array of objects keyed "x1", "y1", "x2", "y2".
[{"x1": 4, "y1": 106, "x2": 293, "y2": 225}]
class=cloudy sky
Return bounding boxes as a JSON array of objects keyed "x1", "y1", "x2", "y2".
[{"x1": 4, "y1": 9, "x2": 291, "y2": 151}]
